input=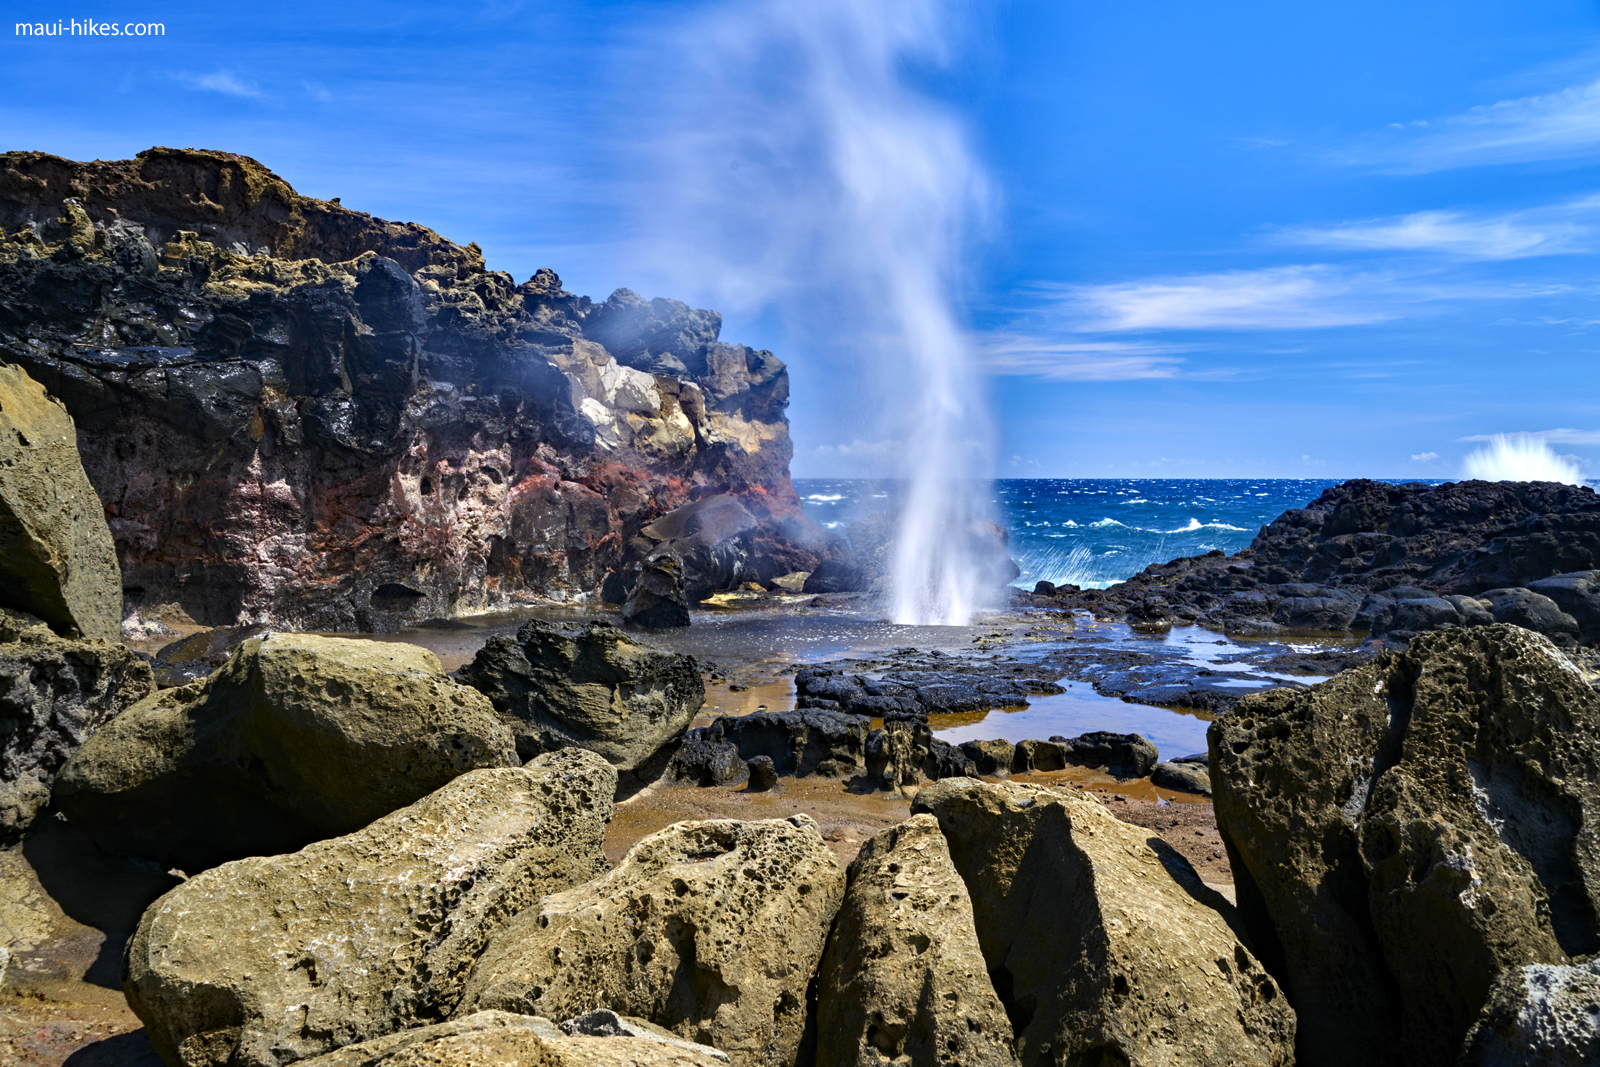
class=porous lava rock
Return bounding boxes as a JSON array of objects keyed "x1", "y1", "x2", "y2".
[
  {"x1": 1151, "y1": 761, "x2": 1211, "y2": 796},
  {"x1": 123, "y1": 755, "x2": 617, "y2": 1067},
  {"x1": 816, "y1": 814, "x2": 1018, "y2": 1067},
  {"x1": 0, "y1": 148, "x2": 822, "y2": 631},
  {"x1": 54, "y1": 632, "x2": 516, "y2": 869},
  {"x1": 665, "y1": 735, "x2": 748, "y2": 788},
  {"x1": 1461, "y1": 961, "x2": 1600, "y2": 1067},
  {"x1": 0, "y1": 607, "x2": 154, "y2": 840},
  {"x1": 453, "y1": 617, "x2": 703, "y2": 769},
  {"x1": 0, "y1": 362, "x2": 122, "y2": 642},
  {"x1": 458, "y1": 815, "x2": 846, "y2": 1067},
  {"x1": 1052, "y1": 730, "x2": 1159, "y2": 779},
  {"x1": 1049, "y1": 479, "x2": 1600, "y2": 645},
  {"x1": 702, "y1": 709, "x2": 868, "y2": 778},
  {"x1": 148, "y1": 622, "x2": 271, "y2": 687},
  {"x1": 1209, "y1": 625, "x2": 1600, "y2": 1067},
  {"x1": 913, "y1": 778, "x2": 1296, "y2": 1067},
  {"x1": 622, "y1": 553, "x2": 691, "y2": 628}
]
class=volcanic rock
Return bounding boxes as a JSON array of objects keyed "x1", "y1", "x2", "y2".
[
  {"x1": 458, "y1": 815, "x2": 846, "y2": 1067},
  {"x1": 0, "y1": 608, "x2": 154, "y2": 840},
  {"x1": 123, "y1": 754, "x2": 617, "y2": 1067},
  {"x1": 703, "y1": 709, "x2": 868, "y2": 778},
  {"x1": 1010, "y1": 738, "x2": 1065, "y2": 772},
  {"x1": 638, "y1": 495, "x2": 761, "y2": 602},
  {"x1": 149, "y1": 622, "x2": 272, "y2": 687},
  {"x1": 1461, "y1": 962, "x2": 1600, "y2": 1067},
  {"x1": 453, "y1": 618, "x2": 702, "y2": 769},
  {"x1": 0, "y1": 363, "x2": 122, "y2": 642},
  {"x1": 816, "y1": 814, "x2": 1018, "y2": 1067},
  {"x1": 1209, "y1": 625, "x2": 1600, "y2": 1067},
  {"x1": 959, "y1": 738, "x2": 1015, "y2": 778},
  {"x1": 54, "y1": 632, "x2": 516, "y2": 870},
  {"x1": 666, "y1": 734, "x2": 749, "y2": 788},
  {"x1": 0, "y1": 148, "x2": 819, "y2": 631},
  {"x1": 745, "y1": 754, "x2": 778, "y2": 791},
  {"x1": 912, "y1": 778, "x2": 1295, "y2": 1066},
  {"x1": 794, "y1": 666, "x2": 1056, "y2": 721},
  {"x1": 622, "y1": 553, "x2": 692, "y2": 628},
  {"x1": 1151, "y1": 761, "x2": 1211, "y2": 796},
  {"x1": 1051, "y1": 730, "x2": 1159, "y2": 779}
]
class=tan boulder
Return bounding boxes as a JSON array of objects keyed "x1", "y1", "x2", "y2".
[
  {"x1": 913, "y1": 778, "x2": 1295, "y2": 1067},
  {"x1": 0, "y1": 362, "x2": 122, "y2": 642},
  {"x1": 54, "y1": 632, "x2": 517, "y2": 870},
  {"x1": 123, "y1": 754, "x2": 616, "y2": 1067},
  {"x1": 459, "y1": 815, "x2": 846, "y2": 1067},
  {"x1": 293, "y1": 1010, "x2": 728, "y2": 1067},
  {"x1": 816, "y1": 813, "x2": 1018, "y2": 1067}
]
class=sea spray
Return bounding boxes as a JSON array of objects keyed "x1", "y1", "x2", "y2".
[
  {"x1": 1462, "y1": 434, "x2": 1584, "y2": 484},
  {"x1": 617, "y1": 0, "x2": 997, "y2": 625}
]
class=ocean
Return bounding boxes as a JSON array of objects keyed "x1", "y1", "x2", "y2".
[{"x1": 794, "y1": 478, "x2": 1420, "y2": 590}]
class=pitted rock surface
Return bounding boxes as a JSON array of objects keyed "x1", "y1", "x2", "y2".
[
  {"x1": 459, "y1": 815, "x2": 845, "y2": 1067},
  {"x1": 122, "y1": 755, "x2": 616, "y2": 1067},
  {"x1": 816, "y1": 814, "x2": 1018, "y2": 1067},
  {"x1": 1210, "y1": 625, "x2": 1600, "y2": 1067},
  {"x1": 453, "y1": 618, "x2": 703, "y2": 769},
  {"x1": 1461, "y1": 961, "x2": 1600, "y2": 1067},
  {"x1": 54, "y1": 632, "x2": 516, "y2": 870},
  {"x1": 913, "y1": 777, "x2": 1295, "y2": 1067}
]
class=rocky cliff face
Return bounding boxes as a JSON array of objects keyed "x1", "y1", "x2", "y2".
[{"x1": 0, "y1": 147, "x2": 821, "y2": 630}]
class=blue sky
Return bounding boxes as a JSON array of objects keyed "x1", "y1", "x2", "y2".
[{"x1": 7, "y1": 1, "x2": 1600, "y2": 479}]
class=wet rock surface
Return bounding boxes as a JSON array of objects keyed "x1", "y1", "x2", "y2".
[
  {"x1": 1040, "y1": 479, "x2": 1600, "y2": 648},
  {"x1": 54, "y1": 632, "x2": 517, "y2": 870},
  {"x1": 453, "y1": 618, "x2": 703, "y2": 770},
  {"x1": 459, "y1": 815, "x2": 845, "y2": 1067},
  {"x1": 123, "y1": 754, "x2": 616, "y2": 1067},
  {"x1": 0, "y1": 148, "x2": 820, "y2": 632},
  {"x1": 0, "y1": 363, "x2": 123, "y2": 644},
  {"x1": 1210, "y1": 625, "x2": 1600, "y2": 1067},
  {"x1": 794, "y1": 664, "x2": 1060, "y2": 722},
  {"x1": 913, "y1": 778, "x2": 1296, "y2": 1066},
  {"x1": 816, "y1": 813, "x2": 1018, "y2": 1067}
]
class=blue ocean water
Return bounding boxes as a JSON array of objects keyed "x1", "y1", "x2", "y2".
[{"x1": 795, "y1": 478, "x2": 1394, "y2": 589}]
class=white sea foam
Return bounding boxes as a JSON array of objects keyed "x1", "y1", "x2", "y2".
[
  {"x1": 806, "y1": 494, "x2": 844, "y2": 501},
  {"x1": 1089, "y1": 518, "x2": 1128, "y2": 528},
  {"x1": 1462, "y1": 434, "x2": 1584, "y2": 484},
  {"x1": 1167, "y1": 518, "x2": 1247, "y2": 533}
]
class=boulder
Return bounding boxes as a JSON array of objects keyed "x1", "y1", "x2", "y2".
[
  {"x1": 1209, "y1": 625, "x2": 1600, "y2": 1067},
  {"x1": 54, "y1": 633, "x2": 517, "y2": 870},
  {"x1": 623, "y1": 554, "x2": 692, "y2": 629},
  {"x1": 0, "y1": 363, "x2": 122, "y2": 643},
  {"x1": 124, "y1": 754, "x2": 617, "y2": 1067},
  {"x1": 640, "y1": 495, "x2": 760, "y2": 602},
  {"x1": 913, "y1": 778, "x2": 1295, "y2": 1067},
  {"x1": 1526, "y1": 570, "x2": 1600, "y2": 644},
  {"x1": 149, "y1": 623, "x2": 272, "y2": 688},
  {"x1": 291, "y1": 1010, "x2": 728, "y2": 1067},
  {"x1": 816, "y1": 814, "x2": 1018, "y2": 1067},
  {"x1": 454, "y1": 618, "x2": 703, "y2": 769},
  {"x1": 1011, "y1": 739, "x2": 1065, "y2": 773},
  {"x1": 800, "y1": 559, "x2": 868, "y2": 595},
  {"x1": 1481, "y1": 587, "x2": 1581, "y2": 645},
  {"x1": 459, "y1": 815, "x2": 846, "y2": 1067},
  {"x1": 703, "y1": 709, "x2": 868, "y2": 778},
  {"x1": 746, "y1": 755, "x2": 778, "y2": 791},
  {"x1": 0, "y1": 608, "x2": 154, "y2": 841},
  {"x1": 666, "y1": 733, "x2": 749, "y2": 787},
  {"x1": 1052, "y1": 731, "x2": 1158, "y2": 779},
  {"x1": 1461, "y1": 962, "x2": 1600, "y2": 1067},
  {"x1": 1151, "y1": 761, "x2": 1211, "y2": 796},
  {"x1": 960, "y1": 739, "x2": 1015, "y2": 778}
]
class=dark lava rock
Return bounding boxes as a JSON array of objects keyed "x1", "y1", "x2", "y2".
[
  {"x1": 1051, "y1": 731, "x2": 1159, "y2": 779},
  {"x1": 1151, "y1": 762, "x2": 1211, "y2": 796},
  {"x1": 1481, "y1": 587, "x2": 1580, "y2": 645},
  {"x1": 454, "y1": 618, "x2": 703, "y2": 770},
  {"x1": 1210, "y1": 625, "x2": 1600, "y2": 1067},
  {"x1": 622, "y1": 553, "x2": 692, "y2": 629},
  {"x1": 801, "y1": 559, "x2": 869, "y2": 595},
  {"x1": 1461, "y1": 961, "x2": 1600, "y2": 1067},
  {"x1": 665, "y1": 733, "x2": 748, "y2": 788},
  {"x1": 150, "y1": 623, "x2": 272, "y2": 688},
  {"x1": 795, "y1": 666, "x2": 1055, "y2": 721},
  {"x1": 1053, "y1": 479, "x2": 1600, "y2": 646},
  {"x1": 637, "y1": 495, "x2": 760, "y2": 603},
  {"x1": 704, "y1": 709, "x2": 867, "y2": 778},
  {"x1": 745, "y1": 754, "x2": 778, "y2": 792}
]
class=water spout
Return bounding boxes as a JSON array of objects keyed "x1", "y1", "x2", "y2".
[{"x1": 1461, "y1": 434, "x2": 1584, "y2": 485}]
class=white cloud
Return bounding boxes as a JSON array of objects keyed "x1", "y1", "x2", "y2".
[
  {"x1": 1351, "y1": 76, "x2": 1600, "y2": 172},
  {"x1": 1280, "y1": 197, "x2": 1600, "y2": 260},
  {"x1": 1045, "y1": 266, "x2": 1402, "y2": 332},
  {"x1": 977, "y1": 334, "x2": 1185, "y2": 380},
  {"x1": 1411, "y1": 451, "x2": 1441, "y2": 462},
  {"x1": 174, "y1": 70, "x2": 264, "y2": 98},
  {"x1": 1460, "y1": 427, "x2": 1600, "y2": 445}
]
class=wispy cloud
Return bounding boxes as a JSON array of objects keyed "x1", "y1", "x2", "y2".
[
  {"x1": 977, "y1": 334, "x2": 1185, "y2": 380},
  {"x1": 1348, "y1": 76, "x2": 1600, "y2": 172},
  {"x1": 174, "y1": 70, "x2": 264, "y2": 98},
  {"x1": 1280, "y1": 197, "x2": 1600, "y2": 260},
  {"x1": 1460, "y1": 427, "x2": 1600, "y2": 445}
]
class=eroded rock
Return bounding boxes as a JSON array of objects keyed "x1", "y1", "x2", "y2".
[
  {"x1": 55, "y1": 632, "x2": 516, "y2": 870},
  {"x1": 816, "y1": 814, "x2": 1018, "y2": 1067},
  {"x1": 703, "y1": 709, "x2": 868, "y2": 779},
  {"x1": 459, "y1": 815, "x2": 846, "y2": 1067},
  {"x1": 123, "y1": 755, "x2": 616, "y2": 1067},
  {"x1": 913, "y1": 778, "x2": 1295, "y2": 1067},
  {"x1": 454, "y1": 618, "x2": 702, "y2": 770},
  {"x1": 1461, "y1": 962, "x2": 1600, "y2": 1067}
]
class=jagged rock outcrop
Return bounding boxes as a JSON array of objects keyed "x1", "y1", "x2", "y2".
[
  {"x1": 123, "y1": 755, "x2": 616, "y2": 1067},
  {"x1": 452, "y1": 618, "x2": 702, "y2": 769},
  {"x1": 1461, "y1": 962, "x2": 1600, "y2": 1067},
  {"x1": 816, "y1": 814, "x2": 1018, "y2": 1067},
  {"x1": 913, "y1": 778, "x2": 1296, "y2": 1067},
  {"x1": 0, "y1": 606, "x2": 154, "y2": 840},
  {"x1": 459, "y1": 815, "x2": 845, "y2": 1067},
  {"x1": 0, "y1": 362, "x2": 122, "y2": 642},
  {"x1": 622, "y1": 553, "x2": 691, "y2": 628},
  {"x1": 794, "y1": 666, "x2": 1060, "y2": 722},
  {"x1": 1045, "y1": 479, "x2": 1600, "y2": 646},
  {"x1": 294, "y1": 1011, "x2": 729, "y2": 1067},
  {"x1": 700, "y1": 709, "x2": 869, "y2": 779},
  {"x1": 54, "y1": 632, "x2": 516, "y2": 869},
  {"x1": 0, "y1": 148, "x2": 823, "y2": 630},
  {"x1": 1209, "y1": 625, "x2": 1600, "y2": 1067}
]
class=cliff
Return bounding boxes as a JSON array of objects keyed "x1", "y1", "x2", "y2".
[{"x1": 0, "y1": 147, "x2": 822, "y2": 630}]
